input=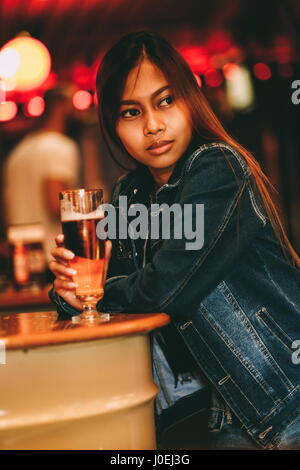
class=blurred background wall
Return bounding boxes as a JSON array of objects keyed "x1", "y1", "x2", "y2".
[{"x1": 0, "y1": 0, "x2": 299, "y2": 253}]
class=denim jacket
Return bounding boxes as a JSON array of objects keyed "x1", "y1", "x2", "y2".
[{"x1": 49, "y1": 141, "x2": 300, "y2": 449}]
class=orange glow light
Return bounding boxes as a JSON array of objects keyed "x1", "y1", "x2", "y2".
[
  {"x1": 26, "y1": 96, "x2": 45, "y2": 117},
  {"x1": 0, "y1": 101, "x2": 17, "y2": 121},
  {"x1": 1, "y1": 37, "x2": 51, "y2": 91},
  {"x1": 222, "y1": 63, "x2": 240, "y2": 80},
  {"x1": 72, "y1": 90, "x2": 92, "y2": 110}
]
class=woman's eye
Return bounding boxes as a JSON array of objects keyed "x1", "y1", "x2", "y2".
[
  {"x1": 120, "y1": 108, "x2": 140, "y2": 119},
  {"x1": 119, "y1": 95, "x2": 174, "y2": 119},
  {"x1": 159, "y1": 95, "x2": 174, "y2": 106}
]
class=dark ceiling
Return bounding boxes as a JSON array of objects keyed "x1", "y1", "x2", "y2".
[{"x1": 1, "y1": 0, "x2": 299, "y2": 75}]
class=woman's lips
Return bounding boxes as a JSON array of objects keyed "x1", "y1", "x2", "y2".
[{"x1": 147, "y1": 141, "x2": 174, "y2": 155}]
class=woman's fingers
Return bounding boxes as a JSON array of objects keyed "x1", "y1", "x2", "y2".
[
  {"x1": 51, "y1": 235, "x2": 111, "y2": 312},
  {"x1": 49, "y1": 254, "x2": 69, "y2": 269},
  {"x1": 53, "y1": 283, "x2": 83, "y2": 311},
  {"x1": 54, "y1": 278, "x2": 77, "y2": 290},
  {"x1": 49, "y1": 260, "x2": 77, "y2": 279},
  {"x1": 51, "y1": 246, "x2": 74, "y2": 262},
  {"x1": 55, "y1": 233, "x2": 64, "y2": 246}
]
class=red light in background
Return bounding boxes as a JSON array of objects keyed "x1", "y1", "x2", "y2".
[
  {"x1": 72, "y1": 62, "x2": 95, "y2": 90},
  {"x1": 206, "y1": 31, "x2": 233, "y2": 54},
  {"x1": 93, "y1": 92, "x2": 98, "y2": 107},
  {"x1": 40, "y1": 71, "x2": 58, "y2": 91},
  {"x1": 253, "y1": 63, "x2": 272, "y2": 80},
  {"x1": 26, "y1": 96, "x2": 45, "y2": 117},
  {"x1": 273, "y1": 35, "x2": 294, "y2": 64},
  {"x1": 180, "y1": 46, "x2": 209, "y2": 74},
  {"x1": 204, "y1": 69, "x2": 223, "y2": 87},
  {"x1": 0, "y1": 101, "x2": 17, "y2": 121},
  {"x1": 278, "y1": 63, "x2": 293, "y2": 78},
  {"x1": 72, "y1": 90, "x2": 92, "y2": 110}
]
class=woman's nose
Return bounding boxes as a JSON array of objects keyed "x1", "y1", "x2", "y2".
[{"x1": 144, "y1": 110, "x2": 165, "y2": 135}]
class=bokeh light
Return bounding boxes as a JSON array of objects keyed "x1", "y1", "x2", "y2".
[
  {"x1": 1, "y1": 37, "x2": 51, "y2": 91},
  {"x1": 0, "y1": 47, "x2": 20, "y2": 79},
  {"x1": 222, "y1": 63, "x2": 240, "y2": 80},
  {"x1": 72, "y1": 90, "x2": 92, "y2": 110},
  {"x1": 204, "y1": 69, "x2": 223, "y2": 87},
  {"x1": 253, "y1": 63, "x2": 272, "y2": 80},
  {"x1": 0, "y1": 101, "x2": 18, "y2": 121},
  {"x1": 225, "y1": 65, "x2": 255, "y2": 110},
  {"x1": 25, "y1": 96, "x2": 45, "y2": 117}
]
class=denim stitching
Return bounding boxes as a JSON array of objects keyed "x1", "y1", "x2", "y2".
[
  {"x1": 176, "y1": 321, "x2": 228, "y2": 383},
  {"x1": 186, "y1": 142, "x2": 267, "y2": 226},
  {"x1": 185, "y1": 142, "x2": 250, "y2": 177},
  {"x1": 247, "y1": 182, "x2": 267, "y2": 226},
  {"x1": 256, "y1": 307, "x2": 296, "y2": 351},
  {"x1": 219, "y1": 281, "x2": 294, "y2": 393},
  {"x1": 183, "y1": 321, "x2": 259, "y2": 421},
  {"x1": 199, "y1": 306, "x2": 281, "y2": 404},
  {"x1": 259, "y1": 384, "x2": 300, "y2": 423},
  {"x1": 261, "y1": 251, "x2": 300, "y2": 312}
]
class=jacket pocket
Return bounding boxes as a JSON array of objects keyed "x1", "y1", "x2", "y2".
[{"x1": 255, "y1": 306, "x2": 295, "y2": 351}]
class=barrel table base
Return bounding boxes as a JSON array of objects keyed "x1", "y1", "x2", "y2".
[{"x1": 0, "y1": 334, "x2": 158, "y2": 450}]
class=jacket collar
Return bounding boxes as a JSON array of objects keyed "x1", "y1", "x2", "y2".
[{"x1": 130, "y1": 136, "x2": 205, "y2": 197}]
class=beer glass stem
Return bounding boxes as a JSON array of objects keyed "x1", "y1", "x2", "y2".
[
  {"x1": 79, "y1": 299, "x2": 110, "y2": 322},
  {"x1": 80, "y1": 301, "x2": 98, "y2": 319}
]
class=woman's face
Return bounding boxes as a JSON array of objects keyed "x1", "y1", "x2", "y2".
[{"x1": 115, "y1": 59, "x2": 193, "y2": 187}]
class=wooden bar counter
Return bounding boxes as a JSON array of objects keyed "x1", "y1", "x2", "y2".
[
  {"x1": 0, "y1": 310, "x2": 170, "y2": 450},
  {"x1": 0, "y1": 286, "x2": 53, "y2": 312}
]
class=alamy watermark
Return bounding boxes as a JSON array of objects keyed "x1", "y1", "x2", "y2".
[
  {"x1": 291, "y1": 80, "x2": 300, "y2": 105},
  {"x1": 96, "y1": 196, "x2": 205, "y2": 250},
  {"x1": 292, "y1": 340, "x2": 300, "y2": 365}
]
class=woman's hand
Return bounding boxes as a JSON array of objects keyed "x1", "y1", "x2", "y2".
[{"x1": 49, "y1": 234, "x2": 112, "y2": 311}]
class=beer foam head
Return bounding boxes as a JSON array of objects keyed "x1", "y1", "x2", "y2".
[{"x1": 61, "y1": 207, "x2": 104, "y2": 222}]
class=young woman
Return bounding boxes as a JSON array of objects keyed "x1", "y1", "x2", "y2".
[{"x1": 49, "y1": 31, "x2": 300, "y2": 450}]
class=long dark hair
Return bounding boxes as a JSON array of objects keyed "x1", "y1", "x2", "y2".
[{"x1": 96, "y1": 30, "x2": 299, "y2": 268}]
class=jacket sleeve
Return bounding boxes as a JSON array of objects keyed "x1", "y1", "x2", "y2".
[{"x1": 97, "y1": 146, "x2": 267, "y2": 319}]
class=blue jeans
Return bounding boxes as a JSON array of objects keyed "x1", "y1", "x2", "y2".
[{"x1": 209, "y1": 412, "x2": 300, "y2": 450}]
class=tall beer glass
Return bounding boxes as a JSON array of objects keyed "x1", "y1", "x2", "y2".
[{"x1": 59, "y1": 189, "x2": 108, "y2": 322}]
